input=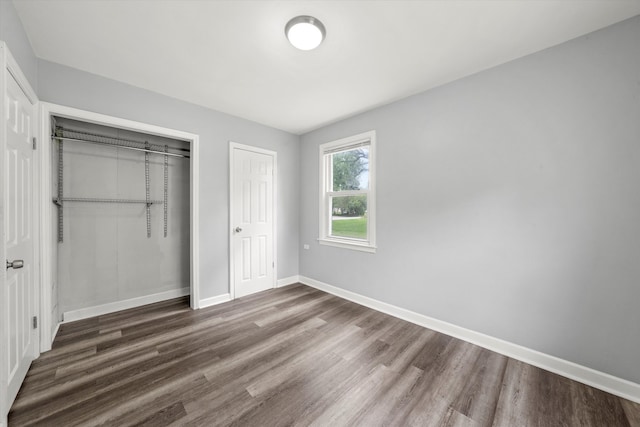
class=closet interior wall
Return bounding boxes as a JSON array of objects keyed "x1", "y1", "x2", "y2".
[{"x1": 52, "y1": 117, "x2": 190, "y2": 319}]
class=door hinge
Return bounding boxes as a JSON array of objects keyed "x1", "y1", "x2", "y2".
[
  {"x1": 32, "y1": 316, "x2": 38, "y2": 329},
  {"x1": 272, "y1": 262, "x2": 275, "y2": 268},
  {"x1": 32, "y1": 137, "x2": 37, "y2": 150}
]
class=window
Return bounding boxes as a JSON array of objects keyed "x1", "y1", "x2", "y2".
[{"x1": 319, "y1": 130, "x2": 376, "y2": 252}]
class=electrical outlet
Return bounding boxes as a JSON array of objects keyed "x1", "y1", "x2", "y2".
[{"x1": 303, "y1": 244, "x2": 310, "y2": 250}]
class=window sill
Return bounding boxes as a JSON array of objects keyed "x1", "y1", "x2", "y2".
[{"x1": 318, "y1": 238, "x2": 377, "y2": 253}]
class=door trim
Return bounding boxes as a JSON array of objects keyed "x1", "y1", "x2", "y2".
[
  {"x1": 38, "y1": 103, "x2": 201, "y2": 351},
  {"x1": 228, "y1": 142, "x2": 277, "y2": 300},
  {"x1": 4, "y1": 49, "x2": 37, "y2": 105}
]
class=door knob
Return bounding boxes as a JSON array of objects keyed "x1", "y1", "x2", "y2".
[
  {"x1": 235, "y1": 227, "x2": 242, "y2": 233},
  {"x1": 6, "y1": 259, "x2": 24, "y2": 270}
]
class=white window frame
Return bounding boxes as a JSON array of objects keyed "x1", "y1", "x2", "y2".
[{"x1": 318, "y1": 130, "x2": 376, "y2": 253}]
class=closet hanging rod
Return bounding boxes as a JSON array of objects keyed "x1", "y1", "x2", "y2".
[
  {"x1": 53, "y1": 197, "x2": 164, "y2": 206},
  {"x1": 51, "y1": 136, "x2": 190, "y2": 159}
]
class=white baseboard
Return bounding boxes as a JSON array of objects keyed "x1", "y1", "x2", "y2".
[
  {"x1": 298, "y1": 275, "x2": 640, "y2": 404},
  {"x1": 277, "y1": 275, "x2": 300, "y2": 288},
  {"x1": 62, "y1": 287, "x2": 190, "y2": 323},
  {"x1": 199, "y1": 293, "x2": 232, "y2": 309},
  {"x1": 51, "y1": 321, "x2": 61, "y2": 343}
]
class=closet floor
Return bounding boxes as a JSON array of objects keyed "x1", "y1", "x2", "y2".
[{"x1": 8, "y1": 284, "x2": 640, "y2": 426}]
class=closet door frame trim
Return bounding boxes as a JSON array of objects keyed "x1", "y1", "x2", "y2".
[{"x1": 38, "y1": 102, "x2": 200, "y2": 351}]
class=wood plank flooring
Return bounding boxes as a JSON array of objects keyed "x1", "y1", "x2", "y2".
[{"x1": 9, "y1": 284, "x2": 640, "y2": 426}]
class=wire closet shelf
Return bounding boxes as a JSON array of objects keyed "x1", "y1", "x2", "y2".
[
  {"x1": 51, "y1": 127, "x2": 191, "y2": 159},
  {"x1": 52, "y1": 126, "x2": 190, "y2": 242}
]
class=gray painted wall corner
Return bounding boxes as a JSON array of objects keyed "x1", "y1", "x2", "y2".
[
  {"x1": 37, "y1": 60, "x2": 301, "y2": 300},
  {"x1": 299, "y1": 16, "x2": 640, "y2": 384},
  {"x1": 0, "y1": 0, "x2": 38, "y2": 91}
]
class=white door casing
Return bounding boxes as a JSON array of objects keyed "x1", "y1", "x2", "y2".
[
  {"x1": 230, "y1": 143, "x2": 276, "y2": 299},
  {"x1": 38, "y1": 102, "x2": 201, "y2": 350},
  {"x1": 1, "y1": 45, "x2": 39, "y2": 418}
]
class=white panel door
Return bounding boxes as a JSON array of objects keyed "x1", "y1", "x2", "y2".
[
  {"x1": 3, "y1": 71, "x2": 37, "y2": 410},
  {"x1": 232, "y1": 147, "x2": 274, "y2": 298}
]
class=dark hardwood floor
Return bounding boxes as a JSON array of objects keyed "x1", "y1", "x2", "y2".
[{"x1": 9, "y1": 284, "x2": 640, "y2": 426}]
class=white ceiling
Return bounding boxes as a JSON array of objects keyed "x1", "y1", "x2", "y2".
[{"x1": 13, "y1": 1, "x2": 640, "y2": 134}]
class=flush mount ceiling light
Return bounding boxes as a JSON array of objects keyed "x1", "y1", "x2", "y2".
[{"x1": 285, "y1": 15, "x2": 326, "y2": 51}]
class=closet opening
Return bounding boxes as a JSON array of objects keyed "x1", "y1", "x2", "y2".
[{"x1": 39, "y1": 104, "x2": 200, "y2": 350}]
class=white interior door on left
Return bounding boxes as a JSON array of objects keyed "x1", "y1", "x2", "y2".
[{"x1": 3, "y1": 68, "x2": 38, "y2": 413}]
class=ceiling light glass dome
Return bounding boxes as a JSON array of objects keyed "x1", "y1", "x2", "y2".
[{"x1": 285, "y1": 16, "x2": 326, "y2": 51}]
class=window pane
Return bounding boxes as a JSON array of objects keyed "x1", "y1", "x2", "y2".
[
  {"x1": 330, "y1": 195, "x2": 367, "y2": 239},
  {"x1": 332, "y1": 147, "x2": 369, "y2": 191}
]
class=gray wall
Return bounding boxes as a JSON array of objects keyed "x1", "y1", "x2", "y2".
[
  {"x1": 38, "y1": 60, "x2": 300, "y2": 300},
  {"x1": 300, "y1": 16, "x2": 640, "y2": 383},
  {"x1": 55, "y1": 118, "x2": 191, "y2": 315},
  {"x1": 5, "y1": 0, "x2": 640, "y2": 386},
  {"x1": 0, "y1": 0, "x2": 37, "y2": 91}
]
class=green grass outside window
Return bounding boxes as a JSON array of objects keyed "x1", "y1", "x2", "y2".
[{"x1": 331, "y1": 217, "x2": 367, "y2": 239}]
